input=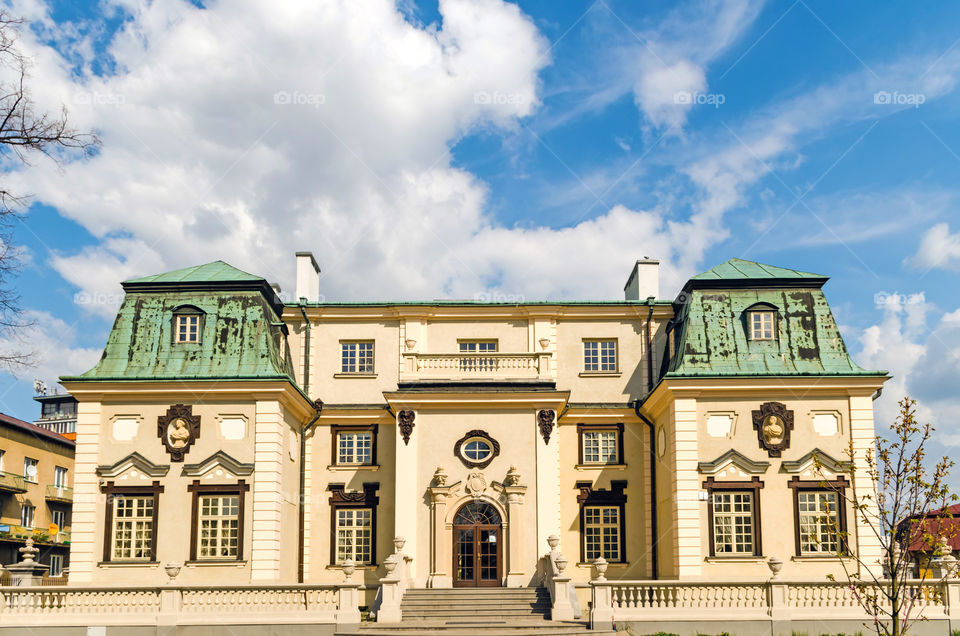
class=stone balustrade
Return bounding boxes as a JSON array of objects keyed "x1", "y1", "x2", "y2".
[{"x1": 400, "y1": 352, "x2": 552, "y2": 381}]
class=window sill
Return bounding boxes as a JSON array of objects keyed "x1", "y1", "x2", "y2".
[
  {"x1": 575, "y1": 463, "x2": 627, "y2": 471},
  {"x1": 185, "y1": 560, "x2": 247, "y2": 567},
  {"x1": 326, "y1": 564, "x2": 378, "y2": 571},
  {"x1": 333, "y1": 373, "x2": 378, "y2": 379},
  {"x1": 791, "y1": 555, "x2": 851, "y2": 562},
  {"x1": 705, "y1": 556, "x2": 766, "y2": 563},
  {"x1": 326, "y1": 465, "x2": 380, "y2": 472},
  {"x1": 578, "y1": 372, "x2": 622, "y2": 378},
  {"x1": 576, "y1": 561, "x2": 629, "y2": 567},
  {"x1": 98, "y1": 561, "x2": 159, "y2": 568}
]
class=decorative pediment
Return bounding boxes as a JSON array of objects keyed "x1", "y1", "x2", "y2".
[
  {"x1": 96, "y1": 452, "x2": 170, "y2": 478},
  {"x1": 780, "y1": 448, "x2": 852, "y2": 476},
  {"x1": 698, "y1": 449, "x2": 770, "y2": 475},
  {"x1": 181, "y1": 450, "x2": 254, "y2": 477},
  {"x1": 328, "y1": 482, "x2": 379, "y2": 506}
]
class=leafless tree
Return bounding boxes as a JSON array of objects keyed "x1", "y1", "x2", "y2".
[{"x1": 0, "y1": 11, "x2": 99, "y2": 369}]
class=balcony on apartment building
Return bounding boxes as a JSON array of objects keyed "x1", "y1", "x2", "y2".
[
  {"x1": 0, "y1": 471, "x2": 28, "y2": 495},
  {"x1": 45, "y1": 485, "x2": 73, "y2": 504}
]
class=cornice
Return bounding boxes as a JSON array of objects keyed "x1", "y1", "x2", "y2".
[{"x1": 382, "y1": 389, "x2": 570, "y2": 411}]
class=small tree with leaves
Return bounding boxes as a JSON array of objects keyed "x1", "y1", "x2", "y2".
[
  {"x1": 0, "y1": 11, "x2": 99, "y2": 368},
  {"x1": 819, "y1": 397, "x2": 957, "y2": 636}
]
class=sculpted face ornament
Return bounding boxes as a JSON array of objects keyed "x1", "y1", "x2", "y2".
[
  {"x1": 762, "y1": 415, "x2": 784, "y2": 445},
  {"x1": 157, "y1": 404, "x2": 201, "y2": 461},
  {"x1": 752, "y1": 402, "x2": 794, "y2": 457},
  {"x1": 168, "y1": 419, "x2": 191, "y2": 449},
  {"x1": 537, "y1": 409, "x2": 555, "y2": 445},
  {"x1": 398, "y1": 410, "x2": 415, "y2": 445}
]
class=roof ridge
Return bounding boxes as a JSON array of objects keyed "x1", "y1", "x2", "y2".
[{"x1": 124, "y1": 260, "x2": 264, "y2": 285}]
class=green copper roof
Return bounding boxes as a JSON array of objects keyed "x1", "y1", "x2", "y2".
[
  {"x1": 124, "y1": 260, "x2": 262, "y2": 285},
  {"x1": 690, "y1": 258, "x2": 827, "y2": 282},
  {"x1": 665, "y1": 284, "x2": 885, "y2": 378}
]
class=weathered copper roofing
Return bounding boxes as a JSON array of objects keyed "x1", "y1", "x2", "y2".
[
  {"x1": 124, "y1": 260, "x2": 262, "y2": 285},
  {"x1": 689, "y1": 258, "x2": 827, "y2": 283}
]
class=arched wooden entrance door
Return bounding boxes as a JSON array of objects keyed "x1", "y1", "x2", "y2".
[{"x1": 453, "y1": 501, "x2": 502, "y2": 587}]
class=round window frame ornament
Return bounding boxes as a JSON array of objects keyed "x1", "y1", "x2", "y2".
[{"x1": 453, "y1": 429, "x2": 501, "y2": 469}]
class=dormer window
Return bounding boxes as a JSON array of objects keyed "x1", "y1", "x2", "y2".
[
  {"x1": 745, "y1": 303, "x2": 778, "y2": 341},
  {"x1": 173, "y1": 307, "x2": 204, "y2": 344}
]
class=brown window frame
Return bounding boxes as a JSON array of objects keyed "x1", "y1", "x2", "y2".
[
  {"x1": 575, "y1": 480, "x2": 627, "y2": 564},
  {"x1": 328, "y1": 482, "x2": 379, "y2": 566},
  {"x1": 187, "y1": 480, "x2": 250, "y2": 562},
  {"x1": 100, "y1": 480, "x2": 164, "y2": 563},
  {"x1": 577, "y1": 423, "x2": 625, "y2": 465},
  {"x1": 703, "y1": 476, "x2": 764, "y2": 557},
  {"x1": 331, "y1": 425, "x2": 378, "y2": 466},
  {"x1": 171, "y1": 306, "x2": 205, "y2": 345},
  {"x1": 788, "y1": 476, "x2": 849, "y2": 556}
]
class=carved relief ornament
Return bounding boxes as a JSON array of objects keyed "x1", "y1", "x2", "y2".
[
  {"x1": 157, "y1": 404, "x2": 201, "y2": 462},
  {"x1": 751, "y1": 401, "x2": 794, "y2": 457},
  {"x1": 397, "y1": 409, "x2": 415, "y2": 445},
  {"x1": 537, "y1": 409, "x2": 555, "y2": 444}
]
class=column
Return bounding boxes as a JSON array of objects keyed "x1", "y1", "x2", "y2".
[
  {"x1": 251, "y1": 399, "x2": 284, "y2": 581},
  {"x1": 67, "y1": 400, "x2": 102, "y2": 583},
  {"x1": 302, "y1": 426, "x2": 315, "y2": 580},
  {"x1": 428, "y1": 484, "x2": 452, "y2": 588},
  {"x1": 672, "y1": 398, "x2": 702, "y2": 578},
  {"x1": 535, "y1": 409, "x2": 561, "y2": 557},
  {"x1": 394, "y1": 409, "x2": 419, "y2": 583},
  {"x1": 504, "y1": 484, "x2": 527, "y2": 587},
  {"x1": 849, "y1": 395, "x2": 883, "y2": 571}
]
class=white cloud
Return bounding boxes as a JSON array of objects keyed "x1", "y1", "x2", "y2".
[
  {"x1": 906, "y1": 222, "x2": 960, "y2": 272},
  {"x1": 0, "y1": 310, "x2": 102, "y2": 387}
]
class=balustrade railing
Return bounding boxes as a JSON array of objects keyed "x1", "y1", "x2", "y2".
[{"x1": 401, "y1": 352, "x2": 552, "y2": 381}]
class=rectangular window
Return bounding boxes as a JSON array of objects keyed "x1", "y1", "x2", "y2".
[
  {"x1": 54, "y1": 466, "x2": 68, "y2": 488},
  {"x1": 578, "y1": 425, "x2": 623, "y2": 464},
  {"x1": 0, "y1": 449, "x2": 4, "y2": 471},
  {"x1": 583, "y1": 340, "x2": 617, "y2": 372},
  {"x1": 111, "y1": 496, "x2": 155, "y2": 561},
  {"x1": 52, "y1": 509, "x2": 66, "y2": 529},
  {"x1": 336, "y1": 508, "x2": 373, "y2": 565},
  {"x1": 23, "y1": 457, "x2": 38, "y2": 482},
  {"x1": 712, "y1": 492, "x2": 755, "y2": 555},
  {"x1": 49, "y1": 554, "x2": 63, "y2": 577},
  {"x1": 459, "y1": 340, "x2": 498, "y2": 372},
  {"x1": 797, "y1": 491, "x2": 840, "y2": 554},
  {"x1": 750, "y1": 311, "x2": 775, "y2": 341},
  {"x1": 175, "y1": 314, "x2": 201, "y2": 343},
  {"x1": 583, "y1": 506, "x2": 621, "y2": 562},
  {"x1": 198, "y1": 494, "x2": 241, "y2": 559},
  {"x1": 338, "y1": 431, "x2": 373, "y2": 465},
  {"x1": 20, "y1": 504, "x2": 35, "y2": 528},
  {"x1": 340, "y1": 341, "x2": 375, "y2": 374}
]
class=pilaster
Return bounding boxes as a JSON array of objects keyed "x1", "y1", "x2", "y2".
[
  {"x1": 394, "y1": 409, "x2": 419, "y2": 583},
  {"x1": 66, "y1": 400, "x2": 102, "y2": 583},
  {"x1": 251, "y1": 399, "x2": 284, "y2": 581},
  {"x1": 849, "y1": 395, "x2": 883, "y2": 572},
  {"x1": 672, "y1": 398, "x2": 702, "y2": 578},
  {"x1": 535, "y1": 409, "x2": 560, "y2": 556},
  {"x1": 504, "y1": 484, "x2": 527, "y2": 587},
  {"x1": 428, "y1": 484, "x2": 453, "y2": 588}
]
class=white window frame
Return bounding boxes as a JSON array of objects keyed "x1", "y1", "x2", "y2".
[
  {"x1": 340, "y1": 341, "x2": 375, "y2": 374},
  {"x1": 174, "y1": 313, "x2": 201, "y2": 343},
  {"x1": 582, "y1": 430, "x2": 619, "y2": 464},
  {"x1": 583, "y1": 505, "x2": 621, "y2": 562},
  {"x1": 711, "y1": 491, "x2": 756, "y2": 555},
  {"x1": 460, "y1": 437, "x2": 493, "y2": 463},
  {"x1": 337, "y1": 431, "x2": 373, "y2": 465},
  {"x1": 0, "y1": 449, "x2": 4, "y2": 471},
  {"x1": 749, "y1": 311, "x2": 776, "y2": 341},
  {"x1": 459, "y1": 340, "x2": 498, "y2": 372},
  {"x1": 583, "y1": 339, "x2": 618, "y2": 372},
  {"x1": 20, "y1": 504, "x2": 35, "y2": 528},
  {"x1": 797, "y1": 490, "x2": 841, "y2": 555},
  {"x1": 197, "y1": 494, "x2": 241, "y2": 560},
  {"x1": 336, "y1": 507, "x2": 373, "y2": 565},
  {"x1": 23, "y1": 457, "x2": 38, "y2": 482},
  {"x1": 52, "y1": 509, "x2": 66, "y2": 530},
  {"x1": 49, "y1": 554, "x2": 63, "y2": 576},
  {"x1": 111, "y1": 495, "x2": 155, "y2": 561},
  {"x1": 54, "y1": 466, "x2": 68, "y2": 488}
]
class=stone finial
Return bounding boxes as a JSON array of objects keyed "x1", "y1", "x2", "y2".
[
  {"x1": 767, "y1": 556, "x2": 783, "y2": 580},
  {"x1": 555, "y1": 553, "x2": 568, "y2": 574},
  {"x1": 393, "y1": 536, "x2": 406, "y2": 553},
  {"x1": 383, "y1": 554, "x2": 398, "y2": 575},
  {"x1": 164, "y1": 561, "x2": 182, "y2": 583},
  {"x1": 18, "y1": 538, "x2": 39, "y2": 564},
  {"x1": 504, "y1": 465, "x2": 521, "y2": 486},
  {"x1": 934, "y1": 535, "x2": 952, "y2": 557},
  {"x1": 547, "y1": 535, "x2": 560, "y2": 551},
  {"x1": 433, "y1": 466, "x2": 447, "y2": 487},
  {"x1": 342, "y1": 559, "x2": 356, "y2": 581},
  {"x1": 593, "y1": 557, "x2": 608, "y2": 581},
  {"x1": 538, "y1": 338, "x2": 550, "y2": 350}
]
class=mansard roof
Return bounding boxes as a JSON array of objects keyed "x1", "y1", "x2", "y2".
[
  {"x1": 687, "y1": 258, "x2": 828, "y2": 289},
  {"x1": 124, "y1": 260, "x2": 262, "y2": 285}
]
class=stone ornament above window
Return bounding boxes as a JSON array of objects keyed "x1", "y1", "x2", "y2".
[
  {"x1": 157, "y1": 404, "x2": 201, "y2": 462},
  {"x1": 751, "y1": 401, "x2": 794, "y2": 457},
  {"x1": 454, "y1": 429, "x2": 500, "y2": 469},
  {"x1": 397, "y1": 409, "x2": 415, "y2": 445}
]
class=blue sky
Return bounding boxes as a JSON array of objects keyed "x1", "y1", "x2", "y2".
[{"x1": 1, "y1": 0, "x2": 959, "y2": 472}]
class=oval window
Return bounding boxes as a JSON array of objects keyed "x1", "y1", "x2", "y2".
[
  {"x1": 453, "y1": 429, "x2": 500, "y2": 468},
  {"x1": 462, "y1": 438, "x2": 492, "y2": 462}
]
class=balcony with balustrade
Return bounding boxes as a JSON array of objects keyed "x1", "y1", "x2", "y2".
[
  {"x1": 45, "y1": 485, "x2": 73, "y2": 504},
  {"x1": 399, "y1": 351, "x2": 554, "y2": 383},
  {"x1": 0, "y1": 471, "x2": 27, "y2": 495}
]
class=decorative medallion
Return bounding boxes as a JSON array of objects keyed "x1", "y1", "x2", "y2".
[
  {"x1": 464, "y1": 470, "x2": 487, "y2": 497},
  {"x1": 157, "y1": 404, "x2": 201, "y2": 462},
  {"x1": 397, "y1": 409, "x2": 415, "y2": 445},
  {"x1": 453, "y1": 429, "x2": 501, "y2": 469},
  {"x1": 751, "y1": 401, "x2": 794, "y2": 457},
  {"x1": 537, "y1": 409, "x2": 555, "y2": 444}
]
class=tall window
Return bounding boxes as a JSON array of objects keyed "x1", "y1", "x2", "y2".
[
  {"x1": 20, "y1": 504, "x2": 35, "y2": 528},
  {"x1": 583, "y1": 506, "x2": 621, "y2": 562},
  {"x1": 23, "y1": 457, "x2": 38, "y2": 482},
  {"x1": 749, "y1": 311, "x2": 775, "y2": 341},
  {"x1": 49, "y1": 554, "x2": 63, "y2": 576},
  {"x1": 111, "y1": 496, "x2": 155, "y2": 561},
  {"x1": 54, "y1": 466, "x2": 68, "y2": 488},
  {"x1": 336, "y1": 508, "x2": 373, "y2": 564},
  {"x1": 459, "y1": 340, "x2": 497, "y2": 371},
  {"x1": 198, "y1": 494, "x2": 241, "y2": 559},
  {"x1": 336, "y1": 429, "x2": 374, "y2": 465},
  {"x1": 797, "y1": 491, "x2": 841, "y2": 554},
  {"x1": 583, "y1": 339, "x2": 617, "y2": 372},
  {"x1": 341, "y1": 341, "x2": 375, "y2": 374},
  {"x1": 0, "y1": 449, "x2": 4, "y2": 471},
  {"x1": 52, "y1": 509, "x2": 66, "y2": 530},
  {"x1": 174, "y1": 313, "x2": 201, "y2": 343},
  {"x1": 712, "y1": 492, "x2": 755, "y2": 555}
]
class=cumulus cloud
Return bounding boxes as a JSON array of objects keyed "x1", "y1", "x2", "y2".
[
  {"x1": 906, "y1": 222, "x2": 960, "y2": 272},
  {"x1": 0, "y1": 310, "x2": 102, "y2": 389}
]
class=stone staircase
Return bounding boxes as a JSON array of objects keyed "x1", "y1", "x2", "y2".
[{"x1": 335, "y1": 587, "x2": 617, "y2": 635}]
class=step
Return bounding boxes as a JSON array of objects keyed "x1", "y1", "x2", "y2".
[{"x1": 335, "y1": 620, "x2": 616, "y2": 636}]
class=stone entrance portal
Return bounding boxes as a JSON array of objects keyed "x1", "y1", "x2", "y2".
[{"x1": 452, "y1": 502, "x2": 502, "y2": 587}]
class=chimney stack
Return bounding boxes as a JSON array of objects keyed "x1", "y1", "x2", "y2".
[
  {"x1": 295, "y1": 252, "x2": 321, "y2": 302},
  {"x1": 624, "y1": 257, "x2": 660, "y2": 301}
]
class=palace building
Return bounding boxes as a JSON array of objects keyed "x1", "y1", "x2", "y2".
[{"x1": 60, "y1": 254, "x2": 887, "y2": 604}]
